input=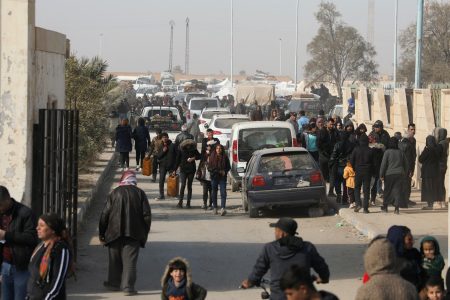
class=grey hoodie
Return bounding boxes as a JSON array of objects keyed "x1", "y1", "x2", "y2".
[{"x1": 355, "y1": 239, "x2": 419, "y2": 300}]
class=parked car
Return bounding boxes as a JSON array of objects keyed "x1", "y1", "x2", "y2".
[
  {"x1": 183, "y1": 92, "x2": 207, "y2": 105},
  {"x1": 141, "y1": 106, "x2": 182, "y2": 141},
  {"x1": 241, "y1": 147, "x2": 327, "y2": 218},
  {"x1": 206, "y1": 114, "x2": 250, "y2": 149},
  {"x1": 187, "y1": 97, "x2": 220, "y2": 122},
  {"x1": 198, "y1": 107, "x2": 231, "y2": 136},
  {"x1": 228, "y1": 121, "x2": 298, "y2": 192}
]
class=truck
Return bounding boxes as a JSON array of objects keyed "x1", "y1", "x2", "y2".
[
  {"x1": 140, "y1": 106, "x2": 182, "y2": 140},
  {"x1": 160, "y1": 71, "x2": 175, "y2": 90},
  {"x1": 234, "y1": 84, "x2": 275, "y2": 106}
]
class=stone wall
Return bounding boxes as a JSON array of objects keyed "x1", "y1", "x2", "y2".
[{"x1": 0, "y1": 0, "x2": 67, "y2": 204}]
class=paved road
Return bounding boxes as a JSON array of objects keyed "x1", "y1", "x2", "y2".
[{"x1": 67, "y1": 160, "x2": 368, "y2": 299}]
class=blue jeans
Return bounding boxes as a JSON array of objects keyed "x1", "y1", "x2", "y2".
[
  {"x1": 211, "y1": 178, "x2": 227, "y2": 209},
  {"x1": 1, "y1": 262, "x2": 30, "y2": 300}
]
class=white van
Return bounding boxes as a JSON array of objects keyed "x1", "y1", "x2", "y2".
[{"x1": 228, "y1": 121, "x2": 299, "y2": 191}]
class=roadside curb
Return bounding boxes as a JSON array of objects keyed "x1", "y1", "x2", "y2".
[
  {"x1": 77, "y1": 151, "x2": 118, "y2": 229},
  {"x1": 338, "y1": 208, "x2": 382, "y2": 239}
]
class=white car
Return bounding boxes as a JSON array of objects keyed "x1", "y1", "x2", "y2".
[
  {"x1": 141, "y1": 106, "x2": 182, "y2": 141},
  {"x1": 187, "y1": 97, "x2": 220, "y2": 122},
  {"x1": 198, "y1": 107, "x2": 231, "y2": 137},
  {"x1": 207, "y1": 114, "x2": 250, "y2": 149},
  {"x1": 136, "y1": 87, "x2": 156, "y2": 99}
]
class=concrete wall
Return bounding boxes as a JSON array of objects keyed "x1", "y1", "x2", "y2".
[
  {"x1": 0, "y1": 0, "x2": 36, "y2": 204},
  {"x1": 441, "y1": 90, "x2": 450, "y2": 202},
  {"x1": 0, "y1": 1, "x2": 66, "y2": 204}
]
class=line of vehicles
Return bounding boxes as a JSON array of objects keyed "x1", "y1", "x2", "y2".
[{"x1": 138, "y1": 92, "x2": 330, "y2": 218}]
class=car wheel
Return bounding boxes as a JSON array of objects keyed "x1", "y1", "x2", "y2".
[
  {"x1": 248, "y1": 201, "x2": 259, "y2": 218},
  {"x1": 231, "y1": 178, "x2": 240, "y2": 192},
  {"x1": 307, "y1": 206, "x2": 324, "y2": 218}
]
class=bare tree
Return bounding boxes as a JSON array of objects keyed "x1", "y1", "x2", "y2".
[
  {"x1": 399, "y1": 1, "x2": 450, "y2": 85},
  {"x1": 304, "y1": 2, "x2": 378, "y2": 99}
]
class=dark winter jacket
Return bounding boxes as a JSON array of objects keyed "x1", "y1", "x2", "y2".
[
  {"x1": 99, "y1": 185, "x2": 151, "y2": 247},
  {"x1": 379, "y1": 149, "x2": 408, "y2": 178},
  {"x1": 350, "y1": 135, "x2": 374, "y2": 175},
  {"x1": 436, "y1": 128, "x2": 449, "y2": 172},
  {"x1": 329, "y1": 131, "x2": 355, "y2": 168},
  {"x1": 132, "y1": 125, "x2": 151, "y2": 152},
  {"x1": 317, "y1": 128, "x2": 338, "y2": 160},
  {"x1": 27, "y1": 240, "x2": 71, "y2": 300},
  {"x1": 115, "y1": 125, "x2": 133, "y2": 153},
  {"x1": 161, "y1": 257, "x2": 207, "y2": 300},
  {"x1": 369, "y1": 129, "x2": 390, "y2": 174},
  {"x1": 398, "y1": 137, "x2": 416, "y2": 174},
  {"x1": 156, "y1": 140, "x2": 176, "y2": 171},
  {"x1": 0, "y1": 199, "x2": 38, "y2": 271},
  {"x1": 355, "y1": 239, "x2": 419, "y2": 300},
  {"x1": 419, "y1": 136, "x2": 440, "y2": 179},
  {"x1": 175, "y1": 140, "x2": 201, "y2": 174},
  {"x1": 248, "y1": 235, "x2": 330, "y2": 300},
  {"x1": 201, "y1": 137, "x2": 220, "y2": 157},
  {"x1": 207, "y1": 152, "x2": 231, "y2": 181}
]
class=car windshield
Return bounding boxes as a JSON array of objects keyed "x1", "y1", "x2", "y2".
[
  {"x1": 147, "y1": 109, "x2": 178, "y2": 118},
  {"x1": 186, "y1": 94, "x2": 206, "y2": 103},
  {"x1": 214, "y1": 118, "x2": 248, "y2": 129},
  {"x1": 238, "y1": 128, "x2": 292, "y2": 162},
  {"x1": 190, "y1": 99, "x2": 218, "y2": 110},
  {"x1": 258, "y1": 152, "x2": 315, "y2": 173},
  {"x1": 201, "y1": 111, "x2": 229, "y2": 119},
  {"x1": 288, "y1": 100, "x2": 321, "y2": 112},
  {"x1": 137, "y1": 78, "x2": 152, "y2": 84}
]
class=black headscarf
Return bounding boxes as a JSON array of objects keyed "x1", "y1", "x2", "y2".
[
  {"x1": 426, "y1": 135, "x2": 437, "y2": 148},
  {"x1": 388, "y1": 137, "x2": 399, "y2": 150}
]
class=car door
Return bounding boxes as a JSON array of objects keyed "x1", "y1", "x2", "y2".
[{"x1": 242, "y1": 155, "x2": 256, "y2": 198}]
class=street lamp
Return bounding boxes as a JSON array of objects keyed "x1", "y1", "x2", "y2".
[
  {"x1": 279, "y1": 38, "x2": 282, "y2": 76},
  {"x1": 294, "y1": 0, "x2": 299, "y2": 91},
  {"x1": 393, "y1": 0, "x2": 398, "y2": 88},
  {"x1": 415, "y1": 0, "x2": 424, "y2": 88}
]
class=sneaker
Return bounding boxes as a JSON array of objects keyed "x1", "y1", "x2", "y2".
[
  {"x1": 103, "y1": 281, "x2": 120, "y2": 292},
  {"x1": 370, "y1": 201, "x2": 376, "y2": 206},
  {"x1": 124, "y1": 290, "x2": 138, "y2": 296},
  {"x1": 135, "y1": 166, "x2": 140, "y2": 171},
  {"x1": 349, "y1": 203, "x2": 356, "y2": 209},
  {"x1": 220, "y1": 208, "x2": 226, "y2": 216},
  {"x1": 213, "y1": 208, "x2": 218, "y2": 215},
  {"x1": 124, "y1": 167, "x2": 129, "y2": 171},
  {"x1": 155, "y1": 196, "x2": 165, "y2": 201}
]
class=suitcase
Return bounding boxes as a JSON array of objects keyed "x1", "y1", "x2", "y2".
[
  {"x1": 167, "y1": 174, "x2": 179, "y2": 197},
  {"x1": 142, "y1": 156, "x2": 153, "y2": 176}
]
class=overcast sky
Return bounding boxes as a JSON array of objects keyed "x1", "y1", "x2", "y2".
[{"x1": 36, "y1": 0, "x2": 418, "y2": 79}]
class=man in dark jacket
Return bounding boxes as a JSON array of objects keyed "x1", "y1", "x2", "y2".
[
  {"x1": 396, "y1": 129, "x2": 415, "y2": 208},
  {"x1": 241, "y1": 218, "x2": 330, "y2": 300},
  {"x1": 350, "y1": 134, "x2": 374, "y2": 213},
  {"x1": 201, "y1": 129, "x2": 220, "y2": 156},
  {"x1": 174, "y1": 125, "x2": 194, "y2": 152},
  {"x1": 317, "y1": 118, "x2": 338, "y2": 195},
  {"x1": 156, "y1": 133, "x2": 176, "y2": 200},
  {"x1": 99, "y1": 171, "x2": 151, "y2": 296},
  {"x1": 368, "y1": 120, "x2": 390, "y2": 205},
  {"x1": 0, "y1": 186, "x2": 38, "y2": 300}
]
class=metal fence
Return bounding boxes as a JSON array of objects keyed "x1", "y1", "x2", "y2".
[{"x1": 32, "y1": 109, "x2": 79, "y2": 256}]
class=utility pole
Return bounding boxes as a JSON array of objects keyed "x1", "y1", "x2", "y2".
[
  {"x1": 99, "y1": 33, "x2": 103, "y2": 57},
  {"x1": 230, "y1": 0, "x2": 234, "y2": 89},
  {"x1": 185, "y1": 17, "x2": 190, "y2": 75},
  {"x1": 279, "y1": 38, "x2": 282, "y2": 76},
  {"x1": 415, "y1": 0, "x2": 424, "y2": 88},
  {"x1": 169, "y1": 20, "x2": 175, "y2": 72},
  {"x1": 367, "y1": 0, "x2": 375, "y2": 45},
  {"x1": 294, "y1": 0, "x2": 299, "y2": 91},
  {"x1": 393, "y1": 0, "x2": 398, "y2": 88}
]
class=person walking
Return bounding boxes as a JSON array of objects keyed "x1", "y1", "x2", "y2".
[
  {"x1": 241, "y1": 218, "x2": 330, "y2": 300},
  {"x1": 174, "y1": 125, "x2": 194, "y2": 153},
  {"x1": 396, "y1": 127, "x2": 417, "y2": 208},
  {"x1": 99, "y1": 171, "x2": 152, "y2": 296},
  {"x1": 343, "y1": 161, "x2": 356, "y2": 208},
  {"x1": 198, "y1": 140, "x2": 216, "y2": 210},
  {"x1": 187, "y1": 114, "x2": 201, "y2": 143},
  {"x1": 286, "y1": 112, "x2": 299, "y2": 135},
  {"x1": 115, "y1": 118, "x2": 133, "y2": 171},
  {"x1": 317, "y1": 118, "x2": 338, "y2": 195},
  {"x1": 350, "y1": 134, "x2": 374, "y2": 213},
  {"x1": 132, "y1": 117, "x2": 151, "y2": 171},
  {"x1": 149, "y1": 128, "x2": 163, "y2": 183},
  {"x1": 0, "y1": 186, "x2": 38, "y2": 300},
  {"x1": 355, "y1": 238, "x2": 419, "y2": 300},
  {"x1": 297, "y1": 110, "x2": 309, "y2": 135},
  {"x1": 419, "y1": 135, "x2": 441, "y2": 210},
  {"x1": 208, "y1": 144, "x2": 230, "y2": 216},
  {"x1": 27, "y1": 214, "x2": 72, "y2": 300},
  {"x1": 173, "y1": 139, "x2": 201, "y2": 208},
  {"x1": 155, "y1": 133, "x2": 176, "y2": 200},
  {"x1": 379, "y1": 137, "x2": 408, "y2": 214},
  {"x1": 108, "y1": 110, "x2": 120, "y2": 148},
  {"x1": 201, "y1": 129, "x2": 220, "y2": 156},
  {"x1": 301, "y1": 122, "x2": 319, "y2": 163},
  {"x1": 117, "y1": 98, "x2": 130, "y2": 121}
]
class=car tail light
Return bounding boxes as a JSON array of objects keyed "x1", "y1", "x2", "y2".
[
  {"x1": 232, "y1": 140, "x2": 238, "y2": 162},
  {"x1": 310, "y1": 171, "x2": 322, "y2": 185},
  {"x1": 293, "y1": 137, "x2": 298, "y2": 147},
  {"x1": 213, "y1": 130, "x2": 222, "y2": 135},
  {"x1": 252, "y1": 175, "x2": 266, "y2": 187}
]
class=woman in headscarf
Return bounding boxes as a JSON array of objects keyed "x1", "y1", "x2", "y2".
[
  {"x1": 419, "y1": 135, "x2": 441, "y2": 209},
  {"x1": 27, "y1": 214, "x2": 73, "y2": 300},
  {"x1": 379, "y1": 137, "x2": 408, "y2": 214},
  {"x1": 386, "y1": 225, "x2": 423, "y2": 291}
]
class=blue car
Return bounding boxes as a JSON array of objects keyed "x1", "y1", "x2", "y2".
[{"x1": 241, "y1": 147, "x2": 328, "y2": 218}]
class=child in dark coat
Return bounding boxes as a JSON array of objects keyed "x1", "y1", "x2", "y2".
[{"x1": 420, "y1": 236, "x2": 445, "y2": 280}]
